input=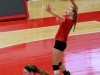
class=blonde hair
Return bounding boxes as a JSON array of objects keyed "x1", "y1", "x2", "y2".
[{"x1": 71, "y1": 7, "x2": 78, "y2": 32}]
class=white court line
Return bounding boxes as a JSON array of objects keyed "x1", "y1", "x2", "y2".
[
  {"x1": 0, "y1": 21, "x2": 100, "y2": 49},
  {"x1": 0, "y1": 20, "x2": 98, "y2": 34},
  {"x1": 0, "y1": 31, "x2": 100, "y2": 49}
]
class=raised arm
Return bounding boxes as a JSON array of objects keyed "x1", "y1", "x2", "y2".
[
  {"x1": 69, "y1": 0, "x2": 78, "y2": 12},
  {"x1": 45, "y1": 5, "x2": 65, "y2": 22}
]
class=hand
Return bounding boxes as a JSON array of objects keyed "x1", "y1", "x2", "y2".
[
  {"x1": 45, "y1": 5, "x2": 52, "y2": 13},
  {"x1": 69, "y1": 0, "x2": 74, "y2": 2}
]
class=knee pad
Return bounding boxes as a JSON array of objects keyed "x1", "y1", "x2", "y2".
[
  {"x1": 52, "y1": 65, "x2": 60, "y2": 74},
  {"x1": 59, "y1": 62, "x2": 62, "y2": 66},
  {"x1": 52, "y1": 65, "x2": 59, "y2": 70}
]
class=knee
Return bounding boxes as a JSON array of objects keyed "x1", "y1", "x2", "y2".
[
  {"x1": 52, "y1": 65, "x2": 59, "y2": 70},
  {"x1": 52, "y1": 65, "x2": 60, "y2": 74}
]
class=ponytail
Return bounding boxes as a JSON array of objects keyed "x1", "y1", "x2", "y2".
[
  {"x1": 71, "y1": 7, "x2": 78, "y2": 32},
  {"x1": 73, "y1": 14, "x2": 77, "y2": 32}
]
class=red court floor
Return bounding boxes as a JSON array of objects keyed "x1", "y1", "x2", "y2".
[
  {"x1": 0, "y1": 11, "x2": 100, "y2": 75},
  {"x1": 0, "y1": 11, "x2": 100, "y2": 32},
  {"x1": 0, "y1": 32, "x2": 100, "y2": 75}
]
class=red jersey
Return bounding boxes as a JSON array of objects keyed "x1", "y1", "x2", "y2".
[{"x1": 55, "y1": 17, "x2": 74, "y2": 42}]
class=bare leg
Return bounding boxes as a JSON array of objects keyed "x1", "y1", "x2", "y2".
[
  {"x1": 52, "y1": 48, "x2": 63, "y2": 75},
  {"x1": 59, "y1": 63, "x2": 66, "y2": 71}
]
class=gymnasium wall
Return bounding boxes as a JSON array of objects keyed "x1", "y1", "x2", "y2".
[
  {"x1": 27, "y1": 0, "x2": 100, "y2": 19},
  {"x1": 0, "y1": 0, "x2": 29, "y2": 21}
]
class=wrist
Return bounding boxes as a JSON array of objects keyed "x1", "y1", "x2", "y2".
[{"x1": 49, "y1": 11, "x2": 53, "y2": 13}]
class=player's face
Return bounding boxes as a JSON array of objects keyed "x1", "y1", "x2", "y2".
[
  {"x1": 23, "y1": 69, "x2": 34, "y2": 75},
  {"x1": 66, "y1": 7, "x2": 74, "y2": 16}
]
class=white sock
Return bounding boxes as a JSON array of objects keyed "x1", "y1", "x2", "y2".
[{"x1": 54, "y1": 70, "x2": 60, "y2": 75}]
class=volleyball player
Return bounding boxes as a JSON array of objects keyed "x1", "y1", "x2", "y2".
[
  {"x1": 45, "y1": 0, "x2": 78, "y2": 75},
  {"x1": 23, "y1": 64, "x2": 50, "y2": 75}
]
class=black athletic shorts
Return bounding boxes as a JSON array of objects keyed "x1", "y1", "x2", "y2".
[{"x1": 54, "y1": 40, "x2": 67, "y2": 51}]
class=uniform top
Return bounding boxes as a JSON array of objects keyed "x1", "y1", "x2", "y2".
[{"x1": 55, "y1": 16, "x2": 74, "y2": 42}]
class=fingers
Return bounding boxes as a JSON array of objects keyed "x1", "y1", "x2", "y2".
[
  {"x1": 45, "y1": 4, "x2": 52, "y2": 12},
  {"x1": 46, "y1": 5, "x2": 48, "y2": 8},
  {"x1": 48, "y1": 5, "x2": 50, "y2": 8},
  {"x1": 46, "y1": 4, "x2": 52, "y2": 8}
]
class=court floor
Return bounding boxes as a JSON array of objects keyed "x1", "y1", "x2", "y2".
[{"x1": 0, "y1": 18, "x2": 100, "y2": 75}]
